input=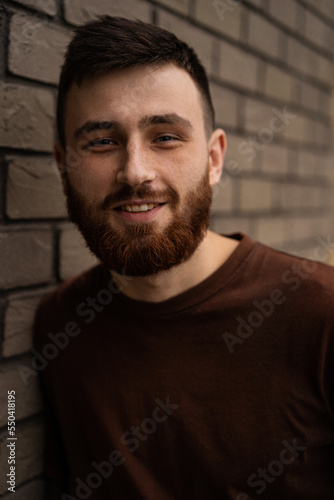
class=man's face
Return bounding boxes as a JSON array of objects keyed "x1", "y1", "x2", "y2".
[{"x1": 56, "y1": 64, "x2": 225, "y2": 276}]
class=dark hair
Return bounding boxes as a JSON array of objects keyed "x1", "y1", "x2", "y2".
[{"x1": 57, "y1": 16, "x2": 215, "y2": 147}]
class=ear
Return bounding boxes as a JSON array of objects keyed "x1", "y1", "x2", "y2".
[
  {"x1": 54, "y1": 141, "x2": 68, "y2": 195},
  {"x1": 207, "y1": 129, "x2": 226, "y2": 186}
]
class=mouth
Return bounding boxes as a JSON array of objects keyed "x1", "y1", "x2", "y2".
[
  {"x1": 114, "y1": 202, "x2": 166, "y2": 213},
  {"x1": 118, "y1": 203, "x2": 160, "y2": 213},
  {"x1": 112, "y1": 201, "x2": 167, "y2": 222}
]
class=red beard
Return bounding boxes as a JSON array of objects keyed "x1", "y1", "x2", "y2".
[{"x1": 64, "y1": 172, "x2": 212, "y2": 277}]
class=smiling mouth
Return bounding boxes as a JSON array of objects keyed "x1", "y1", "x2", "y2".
[{"x1": 116, "y1": 203, "x2": 164, "y2": 213}]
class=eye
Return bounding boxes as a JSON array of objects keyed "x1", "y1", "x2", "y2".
[
  {"x1": 87, "y1": 138, "x2": 116, "y2": 147},
  {"x1": 155, "y1": 135, "x2": 178, "y2": 143}
]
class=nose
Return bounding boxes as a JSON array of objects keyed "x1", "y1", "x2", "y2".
[{"x1": 116, "y1": 141, "x2": 156, "y2": 187}]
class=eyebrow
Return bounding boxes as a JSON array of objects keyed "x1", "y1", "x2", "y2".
[
  {"x1": 73, "y1": 120, "x2": 121, "y2": 140},
  {"x1": 138, "y1": 113, "x2": 193, "y2": 130},
  {"x1": 73, "y1": 113, "x2": 193, "y2": 141}
]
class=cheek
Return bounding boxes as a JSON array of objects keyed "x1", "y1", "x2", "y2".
[
  {"x1": 168, "y1": 148, "x2": 208, "y2": 182},
  {"x1": 66, "y1": 153, "x2": 116, "y2": 196}
]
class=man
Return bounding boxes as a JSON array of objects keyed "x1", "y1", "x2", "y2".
[{"x1": 34, "y1": 16, "x2": 334, "y2": 500}]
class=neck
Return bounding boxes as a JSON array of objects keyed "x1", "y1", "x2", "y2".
[{"x1": 110, "y1": 230, "x2": 239, "y2": 303}]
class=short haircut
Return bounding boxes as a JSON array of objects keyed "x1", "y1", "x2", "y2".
[{"x1": 56, "y1": 16, "x2": 215, "y2": 147}]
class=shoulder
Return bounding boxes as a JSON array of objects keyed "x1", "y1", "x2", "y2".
[
  {"x1": 258, "y1": 241, "x2": 334, "y2": 285},
  {"x1": 41, "y1": 264, "x2": 107, "y2": 306},
  {"x1": 34, "y1": 264, "x2": 109, "y2": 340},
  {"x1": 255, "y1": 241, "x2": 334, "y2": 315}
]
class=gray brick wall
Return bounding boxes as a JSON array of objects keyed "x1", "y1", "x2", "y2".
[{"x1": 0, "y1": 0, "x2": 333, "y2": 496}]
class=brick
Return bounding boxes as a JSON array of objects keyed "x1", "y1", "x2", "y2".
[
  {"x1": 5, "y1": 479, "x2": 45, "y2": 500},
  {"x1": 262, "y1": 143, "x2": 289, "y2": 176},
  {"x1": 300, "y1": 117, "x2": 330, "y2": 148},
  {"x1": 3, "y1": 294, "x2": 44, "y2": 357},
  {"x1": 0, "y1": 7, "x2": 8, "y2": 76},
  {"x1": 0, "y1": 418, "x2": 44, "y2": 494},
  {"x1": 280, "y1": 184, "x2": 304, "y2": 209},
  {"x1": 239, "y1": 178, "x2": 273, "y2": 211},
  {"x1": 211, "y1": 178, "x2": 233, "y2": 211},
  {"x1": 0, "y1": 82, "x2": 55, "y2": 152},
  {"x1": 303, "y1": 0, "x2": 334, "y2": 24},
  {"x1": 6, "y1": 155, "x2": 67, "y2": 219},
  {"x1": 287, "y1": 216, "x2": 314, "y2": 242},
  {"x1": 158, "y1": 10, "x2": 213, "y2": 76},
  {"x1": 281, "y1": 184, "x2": 322, "y2": 210},
  {"x1": 0, "y1": 360, "x2": 43, "y2": 428},
  {"x1": 219, "y1": 42, "x2": 258, "y2": 92},
  {"x1": 318, "y1": 88, "x2": 332, "y2": 118},
  {"x1": 292, "y1": 243, "x2": 319, "y2": 260},
  {"x1": 314, "y1": 120, "x2": 331, "y2": 148},
  {"x1": 247, "y1": 12, "x2": 281, "y2": 59},
  {"x1": 247, "y1": 0, "x2": 262, "y2": 7},
  {"x1": 305, "y1": 10, "x2": 334, "y2": 53},
  {"x1": 244, "y1": 100, "x2": 301, "y2": 147},
  {"x1": 282, "y1": 114, "x2": 311, "y2": 144},
  {"x1": 316, "y1": 55, "x2": 334, "y2": 86},
  {"x1": 269, "y1": 0, "x2": 298, "y2": 30},
  {"x1": 12, "y1": 0, "x2": 57, "y2": 16},
  {"x1": 243, "y1": 98, "x2": 281, "y2": 133},
  {"x1": 255, "y1": 217, "x2": 286, "y2": 246},
  {"x1": 310, "y1": 118, "x2": 328, "y2": 148},
  {"x1": 287, "y1": 37, "x2": 319, "y2": 79},
  {"x1": 299, "y1": 81, "x2": 321, "y2": 113},
  {"x1": 0, "y1": 231, "x2": 53, "y2": 289},
  {"x1": 194, "y1": 0, "x2": 243, "y2": 41},
  {"x1": 315, "y1": 152, "x2": 334, "y2": 178},
  {"x1": 9, "y1": 12, "x2": 70, "y2": 85},
  {"x1": 210, "y1": 83, "x2": 239, "y2": 129},
  {"x1": 64, "y1": 0, "x2": 151, "y2": 26},
  {"x1": 318, "y1": 186, "x2": 333, "y2": 210},
  {"x1": 210, "y1": 216, "x2": 252, "y2": 236},
  {"x1": 265, "y1": 65, "x2": 296, "y2": 102},
  {"x1": 293, "y1": 2, "x2": 306, "y2": 36},
  {"x1": 297, "y1": 150, "x2": 316, "y2": 177},
  {"x1": 311, "y1": 215, "x2": 333, "y2": 239},
  {"x1": 225, "y1": 133, "x2": 262, "y2": 174},
  {"x1": 60, "y1": 225, "x2": 98, "y2": 281},
  {"x1": 287, "y1": 147, "x2": 299, "y2": 176},
  {"x1": 155, "y1": 0, "x2": 189, "y2": 15}
]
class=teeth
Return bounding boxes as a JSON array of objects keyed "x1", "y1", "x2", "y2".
[{"x1": 121, "y1": 203, "x2": 158, "y2": 213}]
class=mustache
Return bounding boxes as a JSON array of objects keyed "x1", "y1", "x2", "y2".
[{"x1": 98, "y1": 184, "x2": 179, "y2": 211}]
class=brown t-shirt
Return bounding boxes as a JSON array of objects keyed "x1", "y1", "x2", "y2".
[{"x1": 34, "y1": 233, "x2": 334, "y2": 499}]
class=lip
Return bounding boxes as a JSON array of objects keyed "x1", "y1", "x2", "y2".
[
  {"x1": 112, "y1": 199, "x2": 165, "y2": 209},
  {"x1": 114, "y1": 203, "x2": 165, "y2": 222}
]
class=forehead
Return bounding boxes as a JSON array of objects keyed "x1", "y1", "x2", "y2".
[{"x1": 64, "y1": 64, "x2": 205, "y2": 135}]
